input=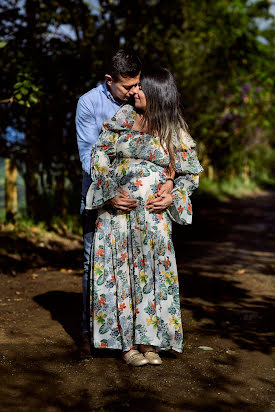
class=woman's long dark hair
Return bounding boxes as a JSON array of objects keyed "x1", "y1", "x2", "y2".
[{"x1": 140, "y1": 67, "x2": 189, "y2": 168}]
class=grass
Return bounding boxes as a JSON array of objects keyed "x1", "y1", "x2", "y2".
[
  {"x1": 0, "y1": 215, "x2": 82, "y2": 246},
  {"x1": 199, "y1": 173, "x2": 275, "y2": 201}
]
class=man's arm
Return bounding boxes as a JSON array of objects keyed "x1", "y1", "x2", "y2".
[{"x1": 76, "y1": 96, "x2": 99, "y2": 175}]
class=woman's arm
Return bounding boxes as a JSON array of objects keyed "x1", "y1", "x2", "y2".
[
  {"x1": 166, "y1": 148, "x2": 203, "y2": 224},
  {"x1": 86, "y1": 129, "x2": 137, "y2": 211},
  {"x1": 146, "y1": 148, "x2": 203, "y2": 219}
]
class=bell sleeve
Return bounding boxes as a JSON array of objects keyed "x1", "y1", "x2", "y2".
[
  {"x1": 167, "y1": 144, "x2": 203, "y2": 225},
  {"x1": 85, "y1": 128, "x2": 120, "y2": 210},
  {"x1": 85, "y1": 104, "x2": 136, "y2": 210}
]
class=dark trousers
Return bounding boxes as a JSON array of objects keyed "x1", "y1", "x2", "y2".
[{"x1": 80, "y1": 195, "x2": 97, "y2": 333}]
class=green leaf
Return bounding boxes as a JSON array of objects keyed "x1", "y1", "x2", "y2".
[
  {"x1": 143, "y1": 283, "x2": 152, "y2": 294},
  {"x1": 21, "y1": 88, "x2": 29, "y2": 95},
  {"x1": 99, "y1": 324, "x2": 108, "y2": 334},
  {"x1": 97, "y1": 275, "x2": 104, "y2": 285},
  {"x1": 167, "y1": 285, "x2": 174, "y2": 295},
  {"x1": 22, "y1": 80, "x2": 31, "y2": 87},
  {"x1": 29, "y1": 95, "x2": 38, "y2": 104},
  {"x1": 0, "y1": 41, "x2": 7, "y2": 48}
]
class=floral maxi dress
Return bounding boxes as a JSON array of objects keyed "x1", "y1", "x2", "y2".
[{"x1": 86, "y1": 105, "x2": 203, "y2": 352}]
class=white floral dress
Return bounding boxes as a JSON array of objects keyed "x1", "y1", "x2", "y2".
[{"x1": 86, "y1": 104, "x2": 203, "y2": 352}]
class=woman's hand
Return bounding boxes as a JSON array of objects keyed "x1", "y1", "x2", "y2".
[
  {"x1": 156, "y1": 164, "x2": 175, "y2": 197},
  {"x1": 156, "y1": 180, "x2": 174, "y2": 197},
  {"x1": 146, "y1": 193, "x2": 173, "y2": 213},
  {"x1": 108, "y1": 188, "x2": 138, "y2": 212}
]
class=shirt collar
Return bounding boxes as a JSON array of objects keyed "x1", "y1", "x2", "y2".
[{"x1": 102, "y1": 81, "x2": 123, "y2": 106}]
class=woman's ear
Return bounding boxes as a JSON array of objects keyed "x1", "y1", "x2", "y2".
[{"x1": 105, "y1": 74, "x2": 112, "y2": 86}]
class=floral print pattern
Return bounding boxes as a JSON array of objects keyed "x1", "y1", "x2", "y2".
[{"x1": 86, "y1": 104, "x2": 203, "y2": 352}]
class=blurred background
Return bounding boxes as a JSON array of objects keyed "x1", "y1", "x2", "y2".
[{"x1": 0, "y1": 0, "x2": 274, "y2": 227}]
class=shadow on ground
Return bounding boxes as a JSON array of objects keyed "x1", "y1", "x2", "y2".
[
  {"x1": 31, "y1": 192, "x2": 275, "y2": 354},
  {"x1": 0, "y1": 230, "x2": 82, "y2": 274},
  {"x1": 1, "y1": 191, "x2": 274, "y2": 411},
  {"x1": 33, "y1": 291, "x2": 83, "y2": 346},
  {"x1": 0, "y1": 341, "x2": 270, "y2": 412}
]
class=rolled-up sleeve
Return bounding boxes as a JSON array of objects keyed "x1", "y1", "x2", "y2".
[{"x1": 76, "y1": 96, "x2": 99, "y2": 175}]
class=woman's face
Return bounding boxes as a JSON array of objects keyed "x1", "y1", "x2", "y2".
[{"x1": 134, "y1": 86, "x2": 146, "y2": 111}]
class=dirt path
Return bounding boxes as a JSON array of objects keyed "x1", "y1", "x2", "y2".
[{"x1": 0, "y1": 192, "x2": 274, "y2": 412}]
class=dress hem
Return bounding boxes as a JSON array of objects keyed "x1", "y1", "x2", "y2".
[{"x1": 92, "y1": 342, "x2": 183, "y2": 354}]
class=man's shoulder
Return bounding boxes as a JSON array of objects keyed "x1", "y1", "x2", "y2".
[{"x1": 79, "y1": 83, "x2": 105, "y2": 103}]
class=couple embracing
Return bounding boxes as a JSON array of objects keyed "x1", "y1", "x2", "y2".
[{"x1": 76, "y1": 50, "x2": 203, "y2": 366}]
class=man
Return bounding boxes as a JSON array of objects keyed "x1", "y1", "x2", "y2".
[{"x1": 76, "y1": 50, "x2": 173, "y2": 359}]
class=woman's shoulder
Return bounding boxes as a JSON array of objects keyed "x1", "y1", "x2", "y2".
[{"x1": 102, "y1": 104, "x2": 136, "y2": 132}]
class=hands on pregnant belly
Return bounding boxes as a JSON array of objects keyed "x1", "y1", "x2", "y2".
[
  {"x1": 108, "y1": 188, "x2": 138, "y2": 212},
  {"x1": 146, "y1": 193, "x2": 173, "y2": 212},
  {"x1": 111, "y1": 159, "x2": 173, "y2": 213}
]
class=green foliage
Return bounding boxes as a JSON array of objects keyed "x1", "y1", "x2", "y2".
[
  {"x1": 199, "y1": 176, "x2": 260, "y2": 200},
  {"x1": 0, "y1": 0, "x2": 274, "y2": 221},
  {"x1": 50, "y1": 215, "x2": 82, "y2": 236},
  {"x1": 199, "y1": 145, "x2": 275, "y2": 200},
  {"x1": 103, "y1": 0, "x2": 275, "y2": 178},
  {"x1": 13, "y1": 72, "x2": 41, "y2": 107}
]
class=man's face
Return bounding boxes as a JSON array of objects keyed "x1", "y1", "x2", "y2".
[{"x1": 106, "y1": 73, "x2": 141, "y2": 103}]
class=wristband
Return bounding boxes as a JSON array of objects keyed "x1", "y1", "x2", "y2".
[{"x1": 165, "y1": 177, "x2": 174, "y2": 184}]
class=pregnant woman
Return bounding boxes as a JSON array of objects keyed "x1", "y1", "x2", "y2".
[{"x1": 86, "y1": 67, "x2": 203, "y2": 366}]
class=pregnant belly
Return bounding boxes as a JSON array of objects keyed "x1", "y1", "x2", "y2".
[{"x1": 114, "y1": 158, "x2": 166, "y2": 205}]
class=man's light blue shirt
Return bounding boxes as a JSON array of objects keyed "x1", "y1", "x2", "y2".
[{"x1": 76, "y1": 82, "x2": 123, "y2": 196}]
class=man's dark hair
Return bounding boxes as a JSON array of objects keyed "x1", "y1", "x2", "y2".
[{"x1": 109, "y1": 50, "x2": 142, "y2": 81}]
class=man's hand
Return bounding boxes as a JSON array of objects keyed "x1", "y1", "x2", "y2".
[
  {"x1": 108, "y1": 188, "x2": 138, "y2": 212},
  {"x1": 146, "y1": 193, "x2": 173, "y2": 213}
]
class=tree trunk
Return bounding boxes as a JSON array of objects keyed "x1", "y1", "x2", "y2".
[
  {"x1": 56, "y1": 172, "x2": 66, "y2": 217},
  {"x1": 243, "y1": 165, "x2": 250, "y2": 183},
  {"x1": 5, "y1": 159, "x2": 18, "y2": 223},
  {"x1": 24, "y1": 159, "x2": 39, "y2": 218},
  {"x1": 208, "y1": 165, "x2": 214, "y2": 180}
]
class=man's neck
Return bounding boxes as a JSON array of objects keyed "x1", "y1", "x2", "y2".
[{"x1": 107, "y1": 84, "x2": 124, "y2": 104}]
